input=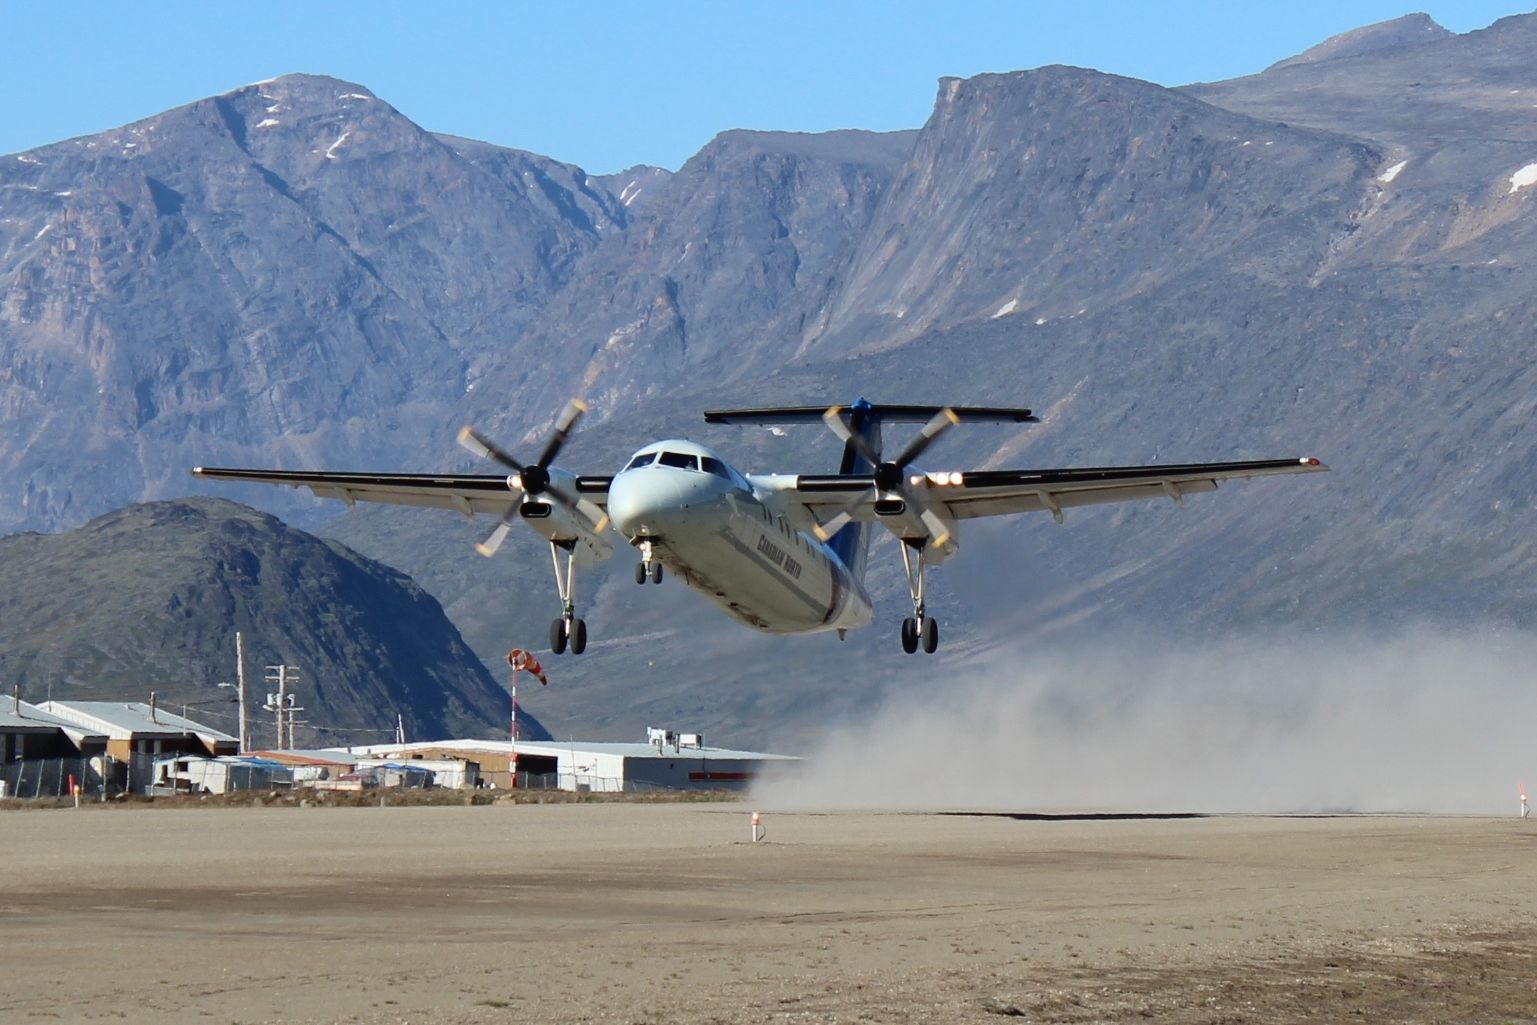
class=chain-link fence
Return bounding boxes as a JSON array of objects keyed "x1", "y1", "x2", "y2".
[
  {"x1": 0, "y1": 754, "x2": 283, "y2": 799},
  {"x1": 3, "y1": 761, "x2": 691, "y2": 800},
  {"x1": 510, "y1": 771, "x2": 678, "y2": 793},
  {"x1": 1, "y1": 756, "x2": 107, "y2": 800}
]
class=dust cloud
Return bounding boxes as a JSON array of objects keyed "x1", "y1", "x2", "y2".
[{"x1": 753, "y1": 629, "x2": 1537, "y2": 814}]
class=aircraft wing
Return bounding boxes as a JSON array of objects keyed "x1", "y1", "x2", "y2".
[
  {"x1": 192, "y1": 467, "x2": 613, "y2": 516},
  {"x1": 791, "y1": 457, "x2": 1325, "y2": 523}
]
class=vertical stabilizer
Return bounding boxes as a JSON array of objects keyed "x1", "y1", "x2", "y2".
[{"x1": 828, "y1": 398, "x2": 878, "y2": 583}]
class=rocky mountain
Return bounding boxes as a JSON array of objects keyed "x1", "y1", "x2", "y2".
[
  {"x1": 0, "y1": 74, "x2": 623, "y2": 531},
  {"x1": 476, "y1": 128, "x2": 918, "y2": 432},
  {"x1": 1264, "y1": 12, "x2": 1451, "y2": 71},
  {"x1": 0, "y1": 497, "x2": 548, "y2": 747},
  {"x1": 6, "y1": 15, "x2": 1537, "y2": 747}
]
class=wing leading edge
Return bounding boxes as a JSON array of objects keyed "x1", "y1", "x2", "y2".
[
  {"x1": 790, "y1": 457, "x2": 1325, "y2": 523},
  {"x1": 191, "y1": 467, "x2": 612, "y2": 517}
]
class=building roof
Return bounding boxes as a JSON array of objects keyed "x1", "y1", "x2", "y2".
[
  {"x1": 339, "y1": 738, "x2": 796, "y2": 762},
  {"x1": 0, "y1": 700, "x2": 108, "y2": 740},
  {"x1": 247, "y1": 749, "x2": 359, "y2": 767},
  {"x1": 517, "y1": 741, "x2": 798, "y2": 762},
  {"x1": 337, "y1": 739, "x2": 517, "y2": 757},
  {"x1": 37, "y1": 701, "x2": 238, "y2": 744},
  {"x1": 154, "y1": 754, "x2": 292, "y2": 768}
]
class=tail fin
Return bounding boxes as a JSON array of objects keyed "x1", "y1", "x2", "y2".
[{"x1": 827, "y1": 399, "x2": 879, "y2": 582}]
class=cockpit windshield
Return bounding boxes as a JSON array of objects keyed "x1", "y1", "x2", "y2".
[
  {"x1": 627, "y1": 449, "x2": 742, "y2": 485},
  {"x1": 623, "y1": 452, "x2": 657, "y2": 471},
  {"x1": 657, "y1": 451, "x2": 699, "y2": 471}
]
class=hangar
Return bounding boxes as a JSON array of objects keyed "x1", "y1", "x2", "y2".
[{"x1": 343, "y1": 731, "x2": 796, "y2": 792}]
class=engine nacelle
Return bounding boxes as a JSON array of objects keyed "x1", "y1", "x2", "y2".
[{"x1": 517, "y1": 467, "x2": 613, "y2": 565}]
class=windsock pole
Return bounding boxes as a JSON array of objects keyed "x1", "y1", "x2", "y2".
[
  {"x1": 505, "y1": 649, "x2": 549, "y2": 791},
  {"x1": 510, "y1": 662, "x2": 519, "y2": 788}
]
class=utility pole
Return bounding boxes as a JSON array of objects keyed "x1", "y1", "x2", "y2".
[
  {"x1": 235, "y1": 633, "x2": 249, "y2": 754},
  {"x1": 263, "y1": 665, "x2": 301, "y2": 750}
]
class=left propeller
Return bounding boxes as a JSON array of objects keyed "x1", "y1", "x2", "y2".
[{"x1": 458, "y1": 398, "x2": 610, "y2": 556}]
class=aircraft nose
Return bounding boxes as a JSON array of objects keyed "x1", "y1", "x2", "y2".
[{"x1": 607, "y1": 471, "x2": 688, "y2": 538}]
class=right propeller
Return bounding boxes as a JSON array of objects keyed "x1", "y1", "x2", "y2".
[
  {"x1": 458, "y1": 398, "x2": 609, "y2": 556},
  {"x1": 813, "y1": 405, "x2": 958, "y2": 547}
]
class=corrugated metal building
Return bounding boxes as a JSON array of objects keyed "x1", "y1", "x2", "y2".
[
  {"x1": 0, "y1": 700, "x2": 108, "y2": 762},
  {"x1": 342, "y1": 733, "x2": 797, "y2": 792},
  {"x1": 38, "y1": 701, "x2": 239, "y2": 761}
]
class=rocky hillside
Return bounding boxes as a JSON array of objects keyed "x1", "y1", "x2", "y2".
[
  {"x1": 0, "y1": 498, "x2": 547, "y2": 747},
  {"x1": 0, "y1": 74, "x2": 623, "y2": 531}
]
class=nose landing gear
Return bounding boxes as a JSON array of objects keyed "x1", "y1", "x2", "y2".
[{"x1": 633, "y1": 539, "x2": 664, "y2": 585}]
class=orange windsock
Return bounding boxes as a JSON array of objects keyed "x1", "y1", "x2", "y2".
[{"x1": 507, "y1": 648, "x2": 549, "y2": 686}]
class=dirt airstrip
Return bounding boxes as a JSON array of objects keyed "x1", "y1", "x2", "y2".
[{"x1": 2, "y1": 804, "x2": 1535, "y2": 1024}]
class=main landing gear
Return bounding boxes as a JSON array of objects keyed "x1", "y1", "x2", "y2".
[
  {"x1": 898, "y1": 539, "x2": 940, "y2": 654},
  {"x1": 632, "y1": 539, "x2": 663, "y2": 585},
  {"x1": 547, "y1": 539, "x2": 587, "y2": 655}
]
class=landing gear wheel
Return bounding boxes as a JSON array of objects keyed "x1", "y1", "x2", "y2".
[
  {"x1": 549, "y1": 618, "x2": 568, "y2": 655},
  {"x1": 634, "y1": 562, "x2": 647, "y2": 585},
  {"x1": 650, "y1": 562, "x2": 663, "y2": 584},
  {"x1": 921, "y1": 616, "x2": 939, "y2": 654},
  {"x1": 900, "y1": 617, "x2": 918, "y2": 654},
  {"x1": 570, "y1": 618, "x2": 588, "y2": 655}
]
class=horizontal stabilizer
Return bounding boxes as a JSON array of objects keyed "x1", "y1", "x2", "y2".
[{"x1": 704, "y1": 403, "x2": 1038, "y2": 425}]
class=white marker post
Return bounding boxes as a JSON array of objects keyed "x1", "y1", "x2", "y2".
[
  {"x1": 750, "y1": 811, "x2": 764, "y2": 843},
  {"x1": 1521, "y1": 782, "x2": 1529, "y2": 820}
]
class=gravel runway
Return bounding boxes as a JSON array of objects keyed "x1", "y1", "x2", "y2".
[{"x1": 2, "y1": 803, "x2": 1534, "y2": 1024}]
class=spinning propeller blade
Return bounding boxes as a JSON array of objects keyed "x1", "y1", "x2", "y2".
[
  {"x1": 475, "y1": 516, "x2": 515, "y2": 557},
  {"x1": 890, "y1": 408, "x2": 960, "y2": 468},
  {"x1": 811, "y1": 487, "x2": 878, "y2": 542},
  {"x1": 460, "y1": 399, "x2": 607, "y2": 550},
  {"x1": 535, "y1": 398, "x2": 588, "y2": 469},
  {"x1": 821, "y1": 406, "x2": 882, "y2": 467},
  {"x1": 458, "y1": 426, "x2": 525, "y2": 473}
]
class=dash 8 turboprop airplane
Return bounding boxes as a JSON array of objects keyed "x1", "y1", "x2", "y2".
[{"x1": 194, "y1": 399, "x2": 1325, "y2": 655}]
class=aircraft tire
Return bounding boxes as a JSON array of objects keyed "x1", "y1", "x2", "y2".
[
  {"x1": 570, "y1": 618, "x2": 588, "y2": 655},
  {"x1": 634, "y1": 562, "x2": 647, "y2": 585},
  {"x1": 550, "y1": 618, "x2": 568, "y2": 655},
  {"x1": 921, "y1": 616, "x2": 939, "y2": 654},
  {"x1": 650, "y1": 562, "x2": 663, "y2": 584},
  {"x1": 900, "y1": 617, "x2": 918, "y2": 654}
]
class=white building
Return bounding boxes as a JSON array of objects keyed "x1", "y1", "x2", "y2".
[
  {"x1": 152, "y1": 755, "x2": 293, "y2": 794},
  {"x1": 339, "y1": 732, "x2": 796, "y2": 793}
]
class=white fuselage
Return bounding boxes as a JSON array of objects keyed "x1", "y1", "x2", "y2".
[{"x1": 606, "y1": 440, "x2": 873, "y2": 634}]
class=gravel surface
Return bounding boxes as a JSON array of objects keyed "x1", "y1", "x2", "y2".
[{"x1": 2, "y1": 804, "x2": 1534, "y2": 1024}]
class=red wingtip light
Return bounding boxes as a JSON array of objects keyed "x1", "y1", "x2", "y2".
[{"x1": 1303, "y1": 457, "x2": 1321, "y2": 466}]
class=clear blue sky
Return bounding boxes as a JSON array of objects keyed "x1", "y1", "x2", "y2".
[{"x1": 1, "y1": 2, "x2": 1526, "y2": 174}]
